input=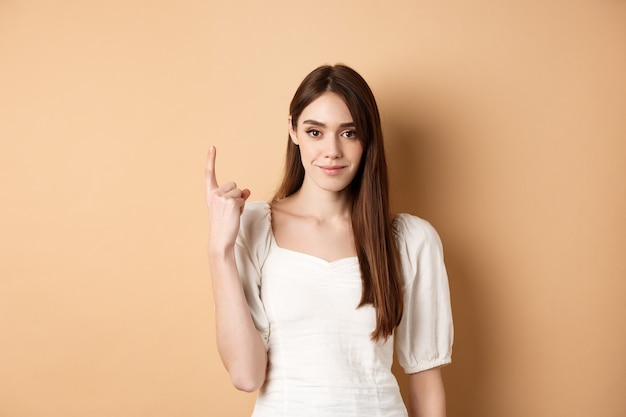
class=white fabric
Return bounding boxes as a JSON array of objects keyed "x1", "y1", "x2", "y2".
[{"x1": 235, "y1": 201, "x2": 453, "y2": 417}]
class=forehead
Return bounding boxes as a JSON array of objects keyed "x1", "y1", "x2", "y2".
[{"x1": 299, "y1": 92, "x2": 353, "y2": 124}]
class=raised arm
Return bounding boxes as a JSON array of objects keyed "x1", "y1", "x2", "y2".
[{"x1": 205, "y1": 146, "x2": 267, "y2": 392}]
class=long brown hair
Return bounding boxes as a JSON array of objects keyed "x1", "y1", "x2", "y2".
[{"x1": 273, "y1": 64, "x2": 403, "y2": 340}]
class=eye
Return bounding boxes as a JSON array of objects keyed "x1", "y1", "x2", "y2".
[
  {"x1": 306, "y1": 129, "x2": 322, "y2": 138},
  {"x1": 341, "y1": 130, "x2": 358, "y2": 139}
]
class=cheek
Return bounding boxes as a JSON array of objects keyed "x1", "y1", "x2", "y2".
[
  {"x1": 297, "y1": 144, "x2": 315, "y2": 166},
  {"x1": 297, "y1": 143, "x2": 310, "y2": 158},
  {"x1": 298, "y1": 141, "x2": 319, "y2": 160},
  {"x1": 351, "y1": 143, "x2": 364, "y2": 162}
]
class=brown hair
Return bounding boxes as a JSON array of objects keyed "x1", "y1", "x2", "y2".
[{"x1": 273, "y1": 64, "x2": 403, "y2": 340}]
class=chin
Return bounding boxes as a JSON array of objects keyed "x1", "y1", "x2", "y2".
[{"x1": 317, "y1": 181, "x2": 354, "y2": 194}]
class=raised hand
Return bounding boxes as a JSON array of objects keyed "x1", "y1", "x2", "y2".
[{"x1": 205, "y1": 146, "x2": 251, "y2": 251}]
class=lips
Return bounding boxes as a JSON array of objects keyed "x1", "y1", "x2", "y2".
[{"x1": 318, "y1": 165, "x2": 347, "y2": 176}]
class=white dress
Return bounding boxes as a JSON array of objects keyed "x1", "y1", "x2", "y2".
[{"x1": 235, "y1": 201, "x2": 453, "y2": 417}]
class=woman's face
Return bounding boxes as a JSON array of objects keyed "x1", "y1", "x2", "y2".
[{"x1": 289, "y1": 92, "x2": 364, "y2": 195}]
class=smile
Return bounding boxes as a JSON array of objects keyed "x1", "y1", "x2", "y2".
[{"x1": 318, "y1": 165, "x2": 347, "y2": 176}]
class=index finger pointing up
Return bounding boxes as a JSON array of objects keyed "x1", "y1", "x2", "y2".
[{"x1": 205, "y1": 145, "x2": 219, "y2": 191}]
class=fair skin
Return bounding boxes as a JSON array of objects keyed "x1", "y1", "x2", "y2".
[
  {"x1": 408, "y1": 368, "x2": 447, "y2": 417},
  {"x1": 272, "y1": 92, "x2": 364, "y2": 261},
  {"x1": 205, "y1": 92, "x2": 446, "y2": 415},
  {"x1": 205, "y1": 147, "x2": 266, "y2": 392}
]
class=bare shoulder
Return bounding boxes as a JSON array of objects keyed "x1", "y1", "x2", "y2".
[{"x1": 269, "y1": 197, "x2": 301, "y2": 227}]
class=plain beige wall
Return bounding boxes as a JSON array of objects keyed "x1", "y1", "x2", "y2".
[{"x1": 1, "y1": 1, "x2": 625, "y2": 416}]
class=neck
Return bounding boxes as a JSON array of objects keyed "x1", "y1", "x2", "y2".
[{"x1": 290, "y1": 182, "x2": 353, "y2": 221}]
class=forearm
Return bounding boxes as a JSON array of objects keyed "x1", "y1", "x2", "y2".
[
  {"x1": 407, "y1": 367, "x2": 446, "y2": 417},
  {"x1": 209, "y1": 247, "x2": 267, "y2": 392}
]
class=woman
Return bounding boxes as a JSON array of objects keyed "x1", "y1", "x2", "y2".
[{"x1": 206, "y1": 64, "x2": 453, "y2": 417}]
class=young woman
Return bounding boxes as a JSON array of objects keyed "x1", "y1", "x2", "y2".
[{"x1": 205, "y1": 64, "x2": 453, "y2": 417}]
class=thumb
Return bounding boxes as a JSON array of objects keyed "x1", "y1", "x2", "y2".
[
  {"x1": 241, "y1": 188, "x2": 251, "y2": 201},
  {"x1": 240, "y1": 188, "x2": 251, "y2": 214}
]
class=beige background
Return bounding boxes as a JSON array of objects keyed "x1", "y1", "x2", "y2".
[{"x1": 1, "y1": 1, "x2": 625, "y2": 416}]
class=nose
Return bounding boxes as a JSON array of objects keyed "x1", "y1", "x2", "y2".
[{"x1": 325, "y1": 136, "x2": 342, "y2": 159}]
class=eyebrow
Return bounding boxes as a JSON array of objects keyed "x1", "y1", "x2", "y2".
[{"x1": 301, "y1": 119, "x2": 355, "y2": 128}]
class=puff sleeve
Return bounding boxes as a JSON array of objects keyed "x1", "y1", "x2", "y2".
[
  {"x1": 234, "y1": 201, "x2": 272, "y2": 351},
  {"x1": 393, "y1": 214, "x2": 453, "y2": 374}
]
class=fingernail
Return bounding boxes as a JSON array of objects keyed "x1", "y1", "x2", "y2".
[{"x1": 209, "y1": 145, "x2": 215, "y2": 153}]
